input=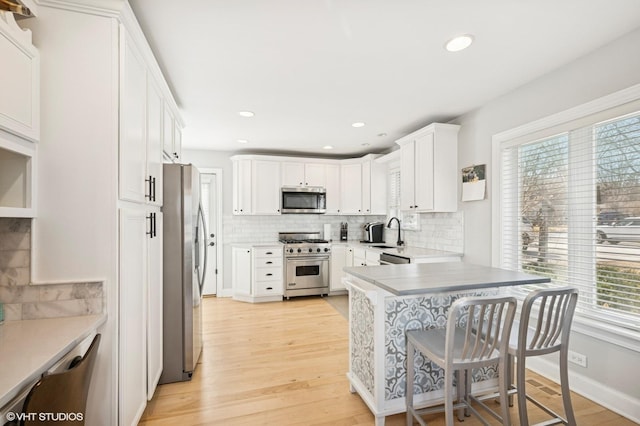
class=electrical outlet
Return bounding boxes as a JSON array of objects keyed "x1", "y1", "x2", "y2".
[{"x1": 568, "y1": 350, "x2": 587, "y2": 367}]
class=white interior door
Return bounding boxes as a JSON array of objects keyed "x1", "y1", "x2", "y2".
[{"x1": 201, "y1": 173, "x2": 218, "y2": 295}]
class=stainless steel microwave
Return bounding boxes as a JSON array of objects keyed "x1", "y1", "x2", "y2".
[{"x1": 281, "y1": 187, "x2": 326, "y2": 214}]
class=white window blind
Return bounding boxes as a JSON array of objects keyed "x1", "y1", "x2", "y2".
[
  {"x1": 388, "y1": 167, "x2": 401, "y2": 223},
  {"x1": 499, "y1": 111, "x2": 640, "y2": 331}
]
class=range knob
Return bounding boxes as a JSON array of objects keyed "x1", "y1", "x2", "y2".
[
  {"x1": 324, "y1": 248, "x2": 329, "y2": 252},
  {"x1": 289, "y1": 248, "x2": 294, "y2": 254},
  {"x1": 316, "y1": 248, "x2": 321, "y2": 253},
  {"x1": 297, "y1": 248, "x2": 302, "y2": 253},
  {"x1": 308, "y1": 248, "x2": 313, "y2": 253}
]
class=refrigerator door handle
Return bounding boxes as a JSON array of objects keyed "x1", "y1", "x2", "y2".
[{"x1": 196, "y1": 202, "x2": 208, "y2": 296}]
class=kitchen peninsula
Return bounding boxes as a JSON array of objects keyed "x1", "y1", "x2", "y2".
[{"x1": 343, "y1": 262, "x2": 550, "y2": 426}]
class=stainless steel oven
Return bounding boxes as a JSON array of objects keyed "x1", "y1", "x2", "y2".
[
  {"x1": 279, "y1": 232, "x2": 330, "y2": 299},
  {"x1": 285, "y1": 256, "x2": 329, "y2": 298}
]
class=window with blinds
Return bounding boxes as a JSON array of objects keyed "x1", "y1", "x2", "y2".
[{"x1": 499, "y1": 111, "x2": 640, "y2": 331}]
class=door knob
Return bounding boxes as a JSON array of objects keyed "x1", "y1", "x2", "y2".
[
  {"x1": 209, "y1": 242, "x2": 215, "y2": 246},
  {"x1": 210, "y1": 233, "x2": 215, "y2": 238}
]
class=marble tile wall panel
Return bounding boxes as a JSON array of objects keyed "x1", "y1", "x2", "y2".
[
  {"x1": 0, "y1": 219, "x2": 103, "y2": 321},
  {"x1": 0, "y1": 218, "x2": 31, "y2": 286},
  {"x1": 0, "y1": 282, "x2": 104, "y2": 321}
]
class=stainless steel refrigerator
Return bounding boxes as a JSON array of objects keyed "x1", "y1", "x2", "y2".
[{"x1": 160, "y1": 163, "x2": 207, "y2": 384}]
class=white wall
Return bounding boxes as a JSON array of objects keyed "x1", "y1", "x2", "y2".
[
  {"x1": 22, "y1": 8, "x2": 118, "y2": 426},
  {"x1": 453, "y1": 27, "x2": 640, "y2": 421}
]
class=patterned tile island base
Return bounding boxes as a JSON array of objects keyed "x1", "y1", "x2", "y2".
[{"x1": 347, "y1": 276, "x2": 499, "y2": 426}]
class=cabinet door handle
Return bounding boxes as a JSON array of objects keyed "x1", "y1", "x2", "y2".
[
  {"x1": 266, "y1": 251, "x2": 273, "y2": 255},
  {"x1": 266, "y1": 261, "x2": 273, "y2": 264},
  {"x1": 266, "y1": 287, "x2": 273, "y2": 290},
  {"x1": 152, "y1": 176, "x2": 157, "y2": 202},
  {"x1": 146, "y1": 213, "x2": 156, "y2": 238},
  {"x1": 266, "y1": 273, "x2": 273, "y2": 277},
  {"x1": 145, "y1": 176, "x2": 153, "y2": 200}
]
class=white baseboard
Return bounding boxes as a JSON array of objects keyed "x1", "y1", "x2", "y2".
[{"x1": 526, "y1": 358, "x2": 640, "y2": 424}]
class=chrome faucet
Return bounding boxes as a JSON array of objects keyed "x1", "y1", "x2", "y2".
[{"x1": 387, "y1": 217, "x2": 404, "y2": 246}]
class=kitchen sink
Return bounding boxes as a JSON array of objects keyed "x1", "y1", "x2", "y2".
[{"x1": 371, "y1": 245, "x2": 395, "y2": 249}]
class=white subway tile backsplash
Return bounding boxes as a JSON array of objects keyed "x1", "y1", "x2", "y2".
[{"x1": 222, "y1": 211, "x2": 464, "y2": 253}]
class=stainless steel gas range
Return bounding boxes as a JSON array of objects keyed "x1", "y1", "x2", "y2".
[{"x1": 279, "y1": 232, "x2": 331, "y2": 299}]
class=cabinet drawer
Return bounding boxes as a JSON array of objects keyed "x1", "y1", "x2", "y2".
[
  {"x1": 254, "y1": 267, "x2": 282, "y2": 282},
  {"x1": 254, "y1": 281, "x2": 283, "y2": 296},
  {"x1": 254, "y1": 256, "x2": 283, "y2": 268},
  {"x1": 254, "y1": 247, "x2": 283, "y2": 258}
]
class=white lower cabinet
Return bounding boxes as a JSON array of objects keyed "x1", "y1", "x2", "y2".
[
  {"x1": 146, "y1": 211, "x2": 163, "y2": 400},
  {"x1": 119, "y1": 207, "x2": 162, "y2": 424},
  {"x1": 118, "y1": 208, "x2": 147, "y2": 426},
  {"x1": 232, "y1": 244, "x2": 284, "y2": 302},
  {"x1": 352, "y1": 246, "x2": 380, "y2": 266},
  {"x1": 330, "y1": 245, "x2": 348, "y2": 292}
]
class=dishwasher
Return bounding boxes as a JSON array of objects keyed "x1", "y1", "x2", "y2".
[{"x1": 379, "y1": 252, "x2": 411, "y2": 265}]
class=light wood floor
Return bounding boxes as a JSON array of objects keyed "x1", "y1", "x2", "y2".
[{"x1": 139, "y1": 296, "x2": 634, "y2": 425}]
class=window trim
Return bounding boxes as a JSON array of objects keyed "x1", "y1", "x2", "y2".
[{"x1": 491, "y1": 83, "x2": 640, "y2": 348}]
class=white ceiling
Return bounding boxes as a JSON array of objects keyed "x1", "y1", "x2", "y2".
[{"x1": 129, "y1": 0, "x2": 640, "y2": 157}]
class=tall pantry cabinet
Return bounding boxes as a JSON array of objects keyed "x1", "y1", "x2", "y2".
[{"x1": 22, "y1": 2, "x2": 183, "y2": 425}]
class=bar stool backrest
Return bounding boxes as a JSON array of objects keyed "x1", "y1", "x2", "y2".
[
  {"x1": 518, "y1": 287, "x2": 578, "y2": 357},
  {"x1": 20, "y1": 333, "x2": 101, "y2": 426},
  {"x1": 448, "y1": 296, "x2": 517, "y2": 368}
]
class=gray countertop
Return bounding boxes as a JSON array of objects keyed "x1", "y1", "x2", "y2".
[{"x1": 343, "y1": 262, "x2": 550, "y2": 296}]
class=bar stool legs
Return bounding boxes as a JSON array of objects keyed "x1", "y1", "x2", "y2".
[
  {"x1": 405, "y1": 295, "x2": 517, "y2": 426},
  {"x1": 511, "y1": 287, "x2": 579, "y2": 426}
]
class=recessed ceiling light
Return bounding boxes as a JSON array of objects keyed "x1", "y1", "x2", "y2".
[
  {"x1": 377, "y1": 133, "x2": 387, "y2": 137},
  {"x1": 323, "y1": 145, "x2": 334, "y2": 150},
  {"x1": 352, "y1": 122, "x2": 365, "y2": 128},
  {"x1": 445, "y1": 34, "x2": 474, "y2": 52},
  {"x1": 238, "y1": 111, "x2": 254, "y2": 117},
  {"x1": 237, "y1": 139, "x2": 249, "y2": 144},
  {"x1": 361, "y1": 143, "x2": 370, "y2": 147}
]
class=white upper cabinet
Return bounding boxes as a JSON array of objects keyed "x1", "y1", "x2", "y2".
[
  {"x1": 252, "y1": 160, "x2": 281, "y2": 215},
  {"x1": 232, "y1": 158, "x2": 252, "y2": 215},
  {"x1": 281, "y1": 162, "x2": 304, "y2": 186},
  {"x1": 304, "y1": 163, "x2": 326, "y2": 187},
  {"x1": 0, "y1": 12, "x2": 39, "y2": 142},
  {"x1": 162, "y1": 104, "x2": 183, "y2": 162},
  {"x1": 340, "y1": 162, "x2": 363, "y2": 214},
  {"x1": 396, "y1": 123, "x2": 460, "y2": 212},
  {"x1": 119, "y1": 30, "x2": 147, "y2": 204},
  {"x1": 0, "y1": 13, "x2": 38, "y2": 218},
  {"x1": 325, "y1": 163, "x2": 340, "y2": 214},
  {"x1": 281, "y1": 162, "x2": 326, "y2": 187},
  {"x1": 146, "y1": 77, "x2": 163, "y2": 206},
  {"x1": 233, "y1": 155, "x2": 383, "y2": 216},
  {"x1": 120, "y1": 26, "x2": 174, "y2": 206}
]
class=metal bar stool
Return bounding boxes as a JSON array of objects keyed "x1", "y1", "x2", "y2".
[
  {"x1": 508, "y1": 287, "x2": 579, "y2": 426},
  {"x1": 406, "y1": 295, "x2": 517, "y2": 426}
]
